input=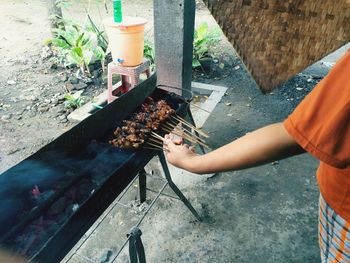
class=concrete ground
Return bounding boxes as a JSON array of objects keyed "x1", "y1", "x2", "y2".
[{"x1": 62, "y1": 45, "x2": 350, "y2": 262}]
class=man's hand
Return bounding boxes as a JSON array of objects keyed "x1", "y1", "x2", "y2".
[{"x1": 164, "y1": 134, "x2": 199, "y2": 171}]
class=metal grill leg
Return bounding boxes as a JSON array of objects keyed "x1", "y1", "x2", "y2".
[
  {"x1": 158, "y1": 152, "x2": 202, "y2": 221},
  {"x1": 128, "y1": 227, "x2": 146, "y2": 263},
  {"x1": 139, "y1": 169, "x2": 147, "y2": 203},
  {"x1": 186, "y1": 108, "x2": 206, "y2": 154}
]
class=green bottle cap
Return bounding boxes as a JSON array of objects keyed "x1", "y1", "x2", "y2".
[{"x1": 113, "y1": 0, "x2": 122, "y2": 23}]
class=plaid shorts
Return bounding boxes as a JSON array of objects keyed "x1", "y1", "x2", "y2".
[{"x1": 319, "y1": 195, "x2": 350, "y2": 262}]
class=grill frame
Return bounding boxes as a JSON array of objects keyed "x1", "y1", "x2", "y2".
[{"x1": 0, "y1": 74, "x2": 193, "y2": 262}]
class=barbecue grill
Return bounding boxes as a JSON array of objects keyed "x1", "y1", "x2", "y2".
[{"x1": 0, "y1": 74, "x2": 202, "y2": 262}]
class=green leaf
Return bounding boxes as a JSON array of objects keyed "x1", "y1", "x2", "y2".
[
  {"x1": 93, "y1": 46, "x2": 105, "y2": 60},
  {"x1": 52, "y1": 38, "x2": 70, "y2": 49},
  {"x1": 196, "y1": 23, "x2": 209, "y2": 40},
  {"x1": 64, "y1": 93, "x2": 75, "y2": 101},
  {"x1": 192, "y1": 59, "x2": 201, "y2": 68},
  {"x1": 83, "y1": 50, "x2": 94, "y2": 69},
  {"x1": 70, "y1": 48, "x2": 84, "y2": 67},
  {"x1": 76, "y1": 33, "x2": 85, "y2": 47},
  {"x1": 72, "y1": 47, "x2": 83, "y2": 57}
]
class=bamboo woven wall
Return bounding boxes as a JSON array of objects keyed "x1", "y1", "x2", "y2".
[{"x1": 203, "y1": 0, "x2": 350, "y2": 92}]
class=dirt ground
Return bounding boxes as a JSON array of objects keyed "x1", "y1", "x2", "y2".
[{"x1": 0, "y1": 0, "x2": 347, "y2": 262}]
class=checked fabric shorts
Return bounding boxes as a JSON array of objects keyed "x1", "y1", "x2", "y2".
[{"x1": 319, "y1": 195, "x2": 350, "y2": 263}]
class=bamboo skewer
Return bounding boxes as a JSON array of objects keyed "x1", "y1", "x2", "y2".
[
  {"x1": 161, "y1": 126, "x2": 197, "y2": 145},
  {"x1": 151, "y1": 131, "x2": 166, "y2": 142},
  {"x1": 173, "y1": 115, "x2": 207, "y2": 136},
  {"x1": 163, "y1": 122, "x2": 206, "y2": 144},
  {"x1": 187, "y1": 102, "x2": 211, "y2": 114},
  {"x1": 148, "y1": 136, "x2": 163, "y2": 146},
  {"x1": 144, "y1": 141, "x2": 163, "y2": 150},
  {"x1": 143, "y1": 146, "x2": 162, "y2": 151},
  {"x1": 161, "y1": 126, "x2": 210, "y2": 150},
  {"x1": 162, "y1": 123, "x2": 206, "y2": 145},
  {"x1": 172, "y1": 115, "x2": 209, "y2": 138}
]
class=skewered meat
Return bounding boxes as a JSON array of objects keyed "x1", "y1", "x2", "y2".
[{"x1": 109, "y1": 99, "x2": 176, "y2": 149}]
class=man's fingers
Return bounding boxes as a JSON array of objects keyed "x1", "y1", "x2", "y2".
[{"x1": 189, "y1": 146, "x2": 195, "y2": 153}]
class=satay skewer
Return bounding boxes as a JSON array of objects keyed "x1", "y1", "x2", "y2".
[
  {"x1": 161, "y1": 126, "x2": 197, "y2": 144},
  {"x1": 144, "y1": 142, "x2": 163, "y2": 150},
  {"x1": 161, "y1": 126, "x2": 210, "y2": 149},
  {"x1": 162, "y1": 122, "x2": 206, "y2": 144},
  {"x1": 186, "y1": 101, "x2": 211, "y2": 114},
  {"x1": 151, "y1": 131, "x2": 166, "y2": 142},
  {"x1": 171, "y1": 115, "x2": 209, "y2": 138},
  {"x1": 143, "y1": 146, "x2": 162, "y2": 151},
  {"x1": 148, "y1": 136, "x2": 163, "y2": 146},
  {"x1": 173, "y1": 115, "x2": 209, "y2": 137}
]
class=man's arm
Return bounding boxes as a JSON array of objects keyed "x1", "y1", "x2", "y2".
[{"x1": 164, "y1": 122, "x2": 305, "y2": 174}]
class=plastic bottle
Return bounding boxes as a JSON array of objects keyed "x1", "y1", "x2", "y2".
[{"x1": 113, "y1": 0, "x2": 122, "y2": 23}]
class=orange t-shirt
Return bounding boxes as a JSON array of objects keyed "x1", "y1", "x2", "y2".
[{"x1": 284, "y1": 50, "x2": 350, "y2": 221}]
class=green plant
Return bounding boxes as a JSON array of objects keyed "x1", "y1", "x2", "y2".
[
  {"x1": 192, "y1": 23, "x2": 220, "y2": 69},
  {"x1": 144, "y1": 40, "x2": 155, "y2": 71},
  {"x1": 63, "y1": 91, "x2": 85, "y2": 109},
  {"x1": 51, "y1": 18, "x2": 106, "y2": 75}
]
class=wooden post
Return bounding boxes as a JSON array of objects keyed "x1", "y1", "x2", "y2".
[
  {"x1": 47, "y1": 0, "x2": 64, "y2": 35},
  {"x1": 153, "y1": 0, "x2": 196, "y2": 99}
]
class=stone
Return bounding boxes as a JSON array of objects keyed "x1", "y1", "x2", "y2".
[
  {"x1": 81, "y1": 76, "x2": 93, "y2": 84},
  {"x1": 50, "y1": 98, "x2": 59, "y2": 106},
  {"x1": 69, "y1": 76, "x2": 79, "y2": 84},
  {"x1": 59, "y1": 114, "x2": 66, "y2": 119},
  {"x1": 6, "y1": 148, "x2": 21, "y2": 155},
  {"x1": 92, "y1": 69, "x2": 100, "y2": 78},
  {"x1": 60, "y1": 74, "x2": 68, "y2": 82},
  {"x1": 41, "y1": 46, "x2": 53, "y2": 59},
  {"x1": 65, "y1": 83, "x2": 74, "y2": 92},
  {"x1": 73, "y1": 82, "x2": 88, "y2": 90},
  {"x1": 26, "y1": 95, "x2": 38, "y2": 101},
  {"x1": 7, "y1": 80, "x2": 16, "y2": 85},
  {"x1": 38, "y1": 105, "x2": 49, "y2": 113},
  {"x1": 50, "y1": 63, "x2": 58, "y2": 70},
  {"x1": 1, "y1": 114, "x2": 11, "y2": 122}
]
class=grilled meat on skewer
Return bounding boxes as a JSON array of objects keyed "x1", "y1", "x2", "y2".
[{"x1": 109, "y1": 99, "x2": 176, "y2": 149}]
